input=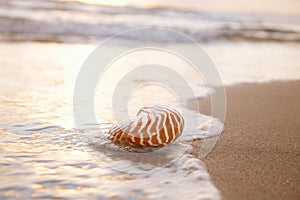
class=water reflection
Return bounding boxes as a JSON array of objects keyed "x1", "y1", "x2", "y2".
[{"x1": 1, "y1": 41, "x2": 300, "y2": 199}]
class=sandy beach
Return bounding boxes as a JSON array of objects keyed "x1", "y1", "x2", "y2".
[{"x1": 203, "y1": 81, "x2": 300, "y2": 200}]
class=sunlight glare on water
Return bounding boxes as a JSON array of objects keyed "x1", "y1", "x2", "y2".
[{"x1": 0, "y1": 42, "x2": 223, "y2": 199}]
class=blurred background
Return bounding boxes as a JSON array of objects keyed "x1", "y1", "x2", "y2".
[
  {"x1": 2, "y1": 0, "x2": 300, "y2": 43},
  {"x1": 1, "y1": 0, "x2": 300, "y2": 86},
  {"x1": 1, "y1": 0, "x2": 300, "y2": 119}
]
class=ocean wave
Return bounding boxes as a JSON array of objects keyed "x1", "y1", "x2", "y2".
[{"x1": 1, "y1": 0, "x2": 300, "y2": 43}]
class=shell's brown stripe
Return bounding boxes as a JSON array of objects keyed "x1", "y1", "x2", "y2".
[
  {"x1": 157, "y1": 107, "x2": 178, "y2": 143},
  {"x1": 108, "y1": 126, "x2": 119, "y2": 142},
  {"x1": 138, "y1": 115, "x2": 150, "y2": 137},
  {"x1": 165, "y1": 126, "x2": 173, "y2": 143},
  {"x1": 129, "y1": 119, "x2": 141, "y2": 139},
  {"x1": 115, "y1": 130, "x2": 123, "y2": 141},
  {"x1": 126, "y1": 133, "x2": 134, "y2": 144},
  {"x1": 107, "y1": 105, "x2": 184, "y2": 148},
  {"x1": 115, "y1": 131, "x2": 122, "y2": 142},
  {"x1": 150, "y1": 131, "x2": 160, "y2": 146},
  {"x1": 158, "y1": 125, "x2": 167, "y2": 144},
  {"x1": 140, "y1": 115, "x2": 151, "y2": 136},
  {"x1": 137, "y1": 118, "x2": 143, "y2": 126},
  {"x1": 170, "y1": 114, "x2": 179, "y2": 139},
  {"x1": 157, "y1": 113, "x2": 167, "y2": 144},
  {"x1": 148, "y1": 115, "x2": 158, "y2": 140},
  {"x1": 141, "y1": 113, "x2": 154, "y2": 146},
  {"x1": 111, "y1": 126, "x2": 119, "y2": 137},
  {"x1": 150, "y1": 113, "x2": 173, "y2": 145},
  {"x1": 154, "y1": 111, "x2": 167, "y2": 145}
]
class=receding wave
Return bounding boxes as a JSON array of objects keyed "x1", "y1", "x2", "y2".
[{"x1": 1, "y1": 0, "x2": 300, "y2": 43}]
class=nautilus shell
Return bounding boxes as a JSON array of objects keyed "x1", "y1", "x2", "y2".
[{"x1": 107, "y1": 104, "x2": 184, "y2": 150}]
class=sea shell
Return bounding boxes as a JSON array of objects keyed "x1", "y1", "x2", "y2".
[{"x1": 107, "y1": 104, "x2": 184, "y2": 150}]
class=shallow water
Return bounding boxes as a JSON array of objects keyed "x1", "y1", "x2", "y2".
[
  {"x1": 1, "y1": 41, "x2": 300, "y2": 199},
  {"x1": 1, "y1": 122, "x2": 221, "y2": 199},
  {"x1": 0, "y1": 42, "x2": 225, "y2": 199}
]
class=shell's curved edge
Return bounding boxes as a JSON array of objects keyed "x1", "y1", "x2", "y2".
[{"x1": 107, "y1": 104, "x2": 184, "y2": 152}]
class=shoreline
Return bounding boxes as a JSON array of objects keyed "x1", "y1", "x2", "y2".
[{"x1": 202, "y1": 81, "x2": 300, "y2": 200}]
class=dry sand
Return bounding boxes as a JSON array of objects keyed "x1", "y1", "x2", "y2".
[{"x1": 202, "y1": 81, "x2": 300, "y2": 200}]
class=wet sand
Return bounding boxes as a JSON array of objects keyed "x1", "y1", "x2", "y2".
[{"x1": 202, "y1": 81, "x2": 300, "y2": 200}]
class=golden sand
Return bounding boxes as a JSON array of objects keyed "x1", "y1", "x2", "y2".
[{"x1": 203, "y1": 81, "x2": 300, "y2": 200}]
